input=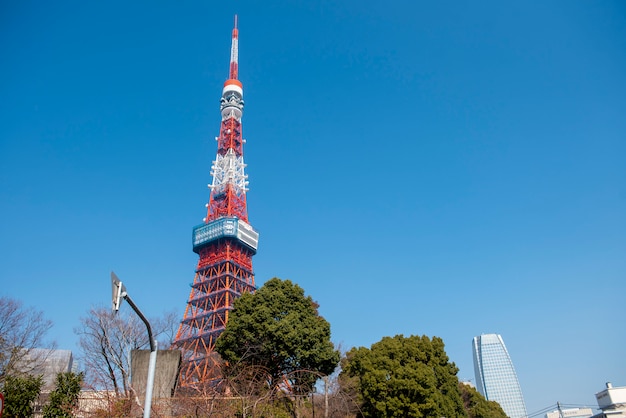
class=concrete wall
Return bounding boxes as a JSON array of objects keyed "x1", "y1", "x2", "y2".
[{"x1": 131, "y1": 349, "x2": 181, "y2": 399}]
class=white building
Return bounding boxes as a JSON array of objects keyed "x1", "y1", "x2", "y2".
[
  {"x1": 591, "y1": 383, "x2": 626, "y2": 418},
  {"x1": 545, "y1": 407, "x2": 593, "y2": 418}
]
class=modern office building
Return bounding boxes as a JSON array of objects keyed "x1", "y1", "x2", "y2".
[{"x1": 473, "y1": 333, "x2": 528, "y2": 418}]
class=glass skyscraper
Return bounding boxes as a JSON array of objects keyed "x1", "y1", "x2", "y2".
[{"x1": 473, "y1": 333, "x2": 528, "y2": 418}]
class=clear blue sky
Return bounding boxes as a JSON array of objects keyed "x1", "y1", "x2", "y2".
[{"x1": 1, "y1": 1, "x2": 624, "y2": 414}]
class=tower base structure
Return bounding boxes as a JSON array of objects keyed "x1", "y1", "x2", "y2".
[{"x1": 174, "y1": 219, "x2": 258, "y2": 388}]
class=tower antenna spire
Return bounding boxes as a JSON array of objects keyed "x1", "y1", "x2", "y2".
[{"x1": 229, "y1": 14, "x2": 239, "y2": 80}]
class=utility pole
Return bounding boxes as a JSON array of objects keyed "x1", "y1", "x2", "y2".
[
  {"x1": 111, "y1": 272, "x2": 158, "y2": 418},
  {"x1": 324, "y1": 376, "x2": 329, "y2": 418}
]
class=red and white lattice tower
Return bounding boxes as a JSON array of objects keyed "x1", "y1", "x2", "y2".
[{"x1": 173, "y1": 16, "x2": 259, "y2": 387}]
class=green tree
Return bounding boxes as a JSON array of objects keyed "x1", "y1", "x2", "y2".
[
  {"x1": 342, "y1": 334, "x2": 467, "y2": 418},
  {"x1": 459, "y1": 382, "x2": 507, "y2": 418},
  {"x1": 215, "y1": 278, "x2": 340, "y2": 396},
  {"x1": 3, "y1": 374, "x2": 44, "y2": 418},
  {"x1": 42, "y1": 371, "x2": 84, "y2": 418}
]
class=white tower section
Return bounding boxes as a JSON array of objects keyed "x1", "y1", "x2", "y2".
[
  {"x1": 209, "y1": 149, "x2": 248, "y2": 195},
  {"x1": 208, "y1": 79, "x2": 247, "y2": 196}
]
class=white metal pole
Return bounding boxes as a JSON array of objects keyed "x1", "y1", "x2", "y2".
[{"x1": 143, "y1": 341, "x2": 158, "y2": 418}]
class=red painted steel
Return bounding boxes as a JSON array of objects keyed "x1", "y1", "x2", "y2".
[{"x1": 172, "y1": 17, "x2": 256, "y2": 388}]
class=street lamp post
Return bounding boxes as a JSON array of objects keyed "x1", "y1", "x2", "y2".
[{"x1": 111, "y1": 272, "x2": 158, "y2": 418}]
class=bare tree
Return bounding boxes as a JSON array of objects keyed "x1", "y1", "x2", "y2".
[
  {"x1": 0, "y1": 296, "x2": 55, "y2": 384},
  {"x1": 151, "y1": 309, "x2": 180, "y2": 348},
  {"x1": 223, "y1": 363, "x2": 276, "y2": 417},
  {"x1": 320, "y1": 367, "x2": 362, "y2": 418},
  {"x1": 74, "y1": 306, "x2": 177, "y2": 400}
]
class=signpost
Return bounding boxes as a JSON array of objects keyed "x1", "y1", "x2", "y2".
[{"x1": 111, "y1": 272, "x2": 157, "y2": 418}]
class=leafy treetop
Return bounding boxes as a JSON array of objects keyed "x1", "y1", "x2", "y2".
[
  {"x1": 342, "y1": 334, "x2": 468, "y2": 418},
  {"x1": 215, "y1": 277, "x2": 340, "y2": 394}
]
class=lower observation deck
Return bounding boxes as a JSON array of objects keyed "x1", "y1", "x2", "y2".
[{"x1": 192, "y1": 217, "x2": 259, "y2": 253}]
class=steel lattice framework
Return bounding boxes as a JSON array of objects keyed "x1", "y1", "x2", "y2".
[{"x1": 173, "y1": 16, "x2": 259, "y2": 388}]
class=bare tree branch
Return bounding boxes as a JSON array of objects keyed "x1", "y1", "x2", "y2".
[
  {"x1": 74, "y1": 305, "x2": 178, "y2": 401},
  {"x1": 0, "y1": 296, "x2": 55, "y2": 384}
]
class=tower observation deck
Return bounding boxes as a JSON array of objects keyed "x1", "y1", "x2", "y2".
[{"x1": 173, "y1": 16, "x2": 259, "y2": 388}]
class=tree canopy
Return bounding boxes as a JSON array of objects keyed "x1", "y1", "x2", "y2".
[
  {"x1": 42, "y1": 371, "x2": 84, "y2": 418},
  {"x1": 459, "y1": 382, "x2": 508, "y2": 418},
  {"x1": 215, "y1": 277, "x2": 340, "y2": 395},
  {"x1": 2, "y1": 374, "x2": 44, "y2": 418},
  {"x1": 342, "y1": 334, "x2": 467, "y2": 418}
]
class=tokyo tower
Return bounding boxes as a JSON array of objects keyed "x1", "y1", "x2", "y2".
[{"x1": 173, "y1": 16, "x2": 259, "y2": 388}]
